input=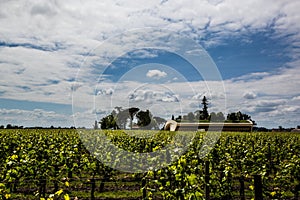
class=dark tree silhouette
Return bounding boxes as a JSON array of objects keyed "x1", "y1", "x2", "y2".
[
  {"x1": 100, "y1": 114, "x2": 118, "y2": 130},
  {"x1": 226, "y1": 111, "x2": 253, "y2": 123},
  {"x1": 201, "y1": 96, "x2": 209, "y2": 120},
  {"x1": 6, "y1": 124, "x2": 12, "y2": 129},
  {"x1": 136, "y1": 110, "x2": 152, "y2": 129},
  {"x1": 227, "y1": 112, "x2": 238, "y2": 121},
  {"x1": 115, "y1": 107, "x2": 140, "y2": 129},
  {"x1": 99, "y1": 107, "x2": 166, "y2": 130}
]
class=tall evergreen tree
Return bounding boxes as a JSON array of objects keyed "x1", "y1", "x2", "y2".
[{"x1": 201, "y1": 96, "x2": 209, "y2": 120}]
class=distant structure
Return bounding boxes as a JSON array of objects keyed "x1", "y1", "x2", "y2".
[
  {"x1": 164, "y1": 120, "x2": 254, "y2": 132},
  {"x1": 272, "y1": 126, "x2": 295, "y2": 132},
  {"x1": 291, "y1": 128, "x2": 300, "y2": 133}
]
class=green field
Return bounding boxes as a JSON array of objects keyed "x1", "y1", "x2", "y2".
[{"x1": 0, "y1": 129, "x2": 299, "y2": 199}]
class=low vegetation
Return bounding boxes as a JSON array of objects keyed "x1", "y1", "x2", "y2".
[{"x1": 0, "y1": 129, "x2": 299, "y2": 199}]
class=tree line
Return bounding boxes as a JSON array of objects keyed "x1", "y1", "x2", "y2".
[
  {"x1": 98, "y1": 107, "x2": 166, "y2": 130},
  {"x1": 173, "y1": 96, "x2": 255, "y2": 124},
  {"x1": 0, "y1": 124, "x2": 76, "y2": 129},
  {"x1": 99, "y1": 96, "x2": 256, "y2": 130}
]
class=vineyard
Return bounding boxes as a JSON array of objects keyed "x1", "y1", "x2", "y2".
[{"x1": 0, "y1": 129, "x2": 300, "y2": 199}]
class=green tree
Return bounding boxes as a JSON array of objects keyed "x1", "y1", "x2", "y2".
[
  {"x1": 115, "y1": 107, "x2": 140, "y2": 129},
  {"x1": 187, "y1": 112, "x2": 195, "y2": 122},
  {"x1": 227, "y1": 112, "x2": 238, "y2": 121},
  {"x1": 236, "y1": 111, "x2": 242, "y2": 120},
  {"x1": 100, "y1": 114, "x2": 118, "y2": 129},
  {"x1": 226, "y1": 111, "x2": 253, "y2": 123},
  {"x1": 194, "y1": 110, "x2": 202, "y2": 121},
  {"x1": 209, "y1": 112, "x2": 217, "y2": 121},
  {"x1": 136, "y1": 110, "x2": 152, "y2": 129},
  {"x1": 242, "y1": 113, "x2": 251, "y2": 120},
  {"x1": 216, "y1": 112, "x2": 225, "y2": 121},
  {"x1": 209, "y1": 112, "x2": 225, "y2": 122},
  {"x1": 201, "y1": 96, "x2": 209, "y2": 120}
]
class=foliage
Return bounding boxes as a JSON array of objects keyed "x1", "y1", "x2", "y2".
[
  {"x1": 209, "y1": 112, "x2": 225, "y2": 122},
  {"x1": 100, "y1": 107, "x2": 161, "y2": 130},
  {"x1": 0, "y1": 130, "x2": 299, "y2": 199},
  {"x1": 227, "y1": 111, "x2": 251, "y2": 122},
  {"x1": 136, "y1": 110, "x2": 152, "y2": 128},
  {"x1": 144, "y1": 132, "x2": 300, "y2": 199},
  {"x1": 100, "y1": 114, "x2": 118, "y2": 130},
  {"x1": 201, "y1": 96, "x2": 209, "y2": 120}
]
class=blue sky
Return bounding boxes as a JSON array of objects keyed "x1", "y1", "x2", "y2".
[
  {"x1": 207, "y1": 31, "x2": 291, "y2": 79},
  {"x1": 102, "y1": 49, "x2": 202, "y2": 82},
  {"x1": 0, "y1": 0, "x2": 299, "y2": 128}
]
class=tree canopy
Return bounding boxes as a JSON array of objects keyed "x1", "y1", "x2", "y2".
[
  {"x1": 100, "y1": 114, "x2": 118, "y2": 130},
  {"x1": 99, "y1": 107, "x2": 163, "y2": 130},
  {"x1": 99, "y1": 96, "x2": 255, "y2": 130}
]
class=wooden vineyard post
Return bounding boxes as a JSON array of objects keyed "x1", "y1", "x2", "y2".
[
  {"x1": 237, "y1": 162, "x2": 245, "y2": 200},
  {"x1": 91, "y1": 177, "x2": 96, "y2": 200},
  {"x1": 227, "y1": 172, "x2": 233, "y2": 199},
  {"x1": 205, "y1": 161, "x2": 210, "y2": 200},
  {"x1": 142, "y1": 178, "x2": 147, "y2": 199},
  {"x1": 294, "y1": 183, "x2": 300, "y2": 199},
  {"x1": 254, "y1": 175, "x2": 263, "y2": 200},
  {"x1": 239, "y1": 175, "x2": 245, "y2": 200},
  {"x1": 39, "y1": 177, "x2": 47, "y2": 199},
  {"x1": 267, "y1": 143, "x2": 273, "y2": 175},
  {"x1": 53, "y1": 165, "x2": 59, "y2": 192}
]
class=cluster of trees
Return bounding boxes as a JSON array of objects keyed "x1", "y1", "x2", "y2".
[
  {"x1": 176, "y1": 96, "x2": 255, "y2": 124},
  {"x1": 175, "y1": 96, "x2": 210, "y2": 122},
  {"x1": 179, "y1": 111, "x2": 253, "y2": 123},
  {"x1": 0, "y1": 124, "x2": 23, "y2": 129},
  {"x1": 226, "y1": 111, "x2": 252, "y2": 122},
  {"x1": 99, "y1": 107, "x2": 166, "y2": 130},
  {"x1": 99, "y1": 96, "x2": 256, "y2": 130},
  {"x1": 0, "y1": 124, "x2": 76, "y2": 129}
]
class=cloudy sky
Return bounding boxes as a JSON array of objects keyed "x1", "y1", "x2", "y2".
[{"x1": 0, "y1": 0, "x2": 299, "y2": 128}]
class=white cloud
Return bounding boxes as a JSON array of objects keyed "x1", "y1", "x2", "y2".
[
  {"x1": 243, "y1": 91, "x2": 257, "y2": 99},
  {"x1": 96, "y1": 88, "x2": 114, "y2": 96},
  {"x1": 64, "y1": 62, "x2": 300, "y2": 128},
  {"x1": 127, "y1": 49, "x2": 159, "y2": 59},
  {"x1": 223, "y1": 64, "x2": 300, "y2": 127},
  {"x1": 0, "y1": 0, "x2": 296, "y2": 57},
  {"x1": 128, "y1": 90, "x2": 178, "y2": 103},
  {"x1": 0, "y1": 108, "x2": 72, "y2": 127},
  {"x1": 0, "y1": 0, "x2": 299, "y2": 128},
  {"x1": 192, "y1": 93, "x2": 204, "y2": 100},
  {"x1": 232, "y1": 72, "x2": 270, "y2": 82},
  {"x1": 256, "y1": 100, "x2": 287, "y2": 108},
  {"x1": 292, "y1": 96, "x2": 300, "y2": 101},
  {"x1": 146, "y1": 69, "x2": 167, "y2": 79}
]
